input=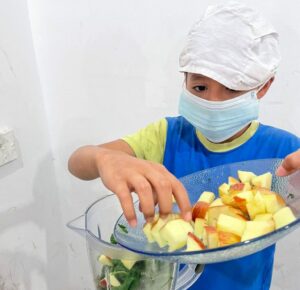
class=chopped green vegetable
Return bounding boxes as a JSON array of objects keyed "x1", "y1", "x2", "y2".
[
  {"x1": 110, "y1": 234, "x2": 118, "y2": 245},
  {"x1": 118, "y1": 224, "x2": 128, "y2": 234}
]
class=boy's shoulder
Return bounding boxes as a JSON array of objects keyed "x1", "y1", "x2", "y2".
[{"x1": 258, "y1": 123, "x2": 299, "y2": 141}]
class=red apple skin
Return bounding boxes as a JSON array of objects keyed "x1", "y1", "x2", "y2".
[
  {"x1": 192, "y1": 201, "x2": 210, "y2": 221},
  {"x1": 99, "y1": 278, "x2": 108, "y2": 288},
  {"x1": 187, "y1": 232, "x2": 206, "y2": 249},
  {"x1": 230, "y1": 183, "x2": 245, "y2": 191}
]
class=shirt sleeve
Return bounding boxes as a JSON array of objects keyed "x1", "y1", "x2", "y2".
[{"x1": 121, "y1": 118, "x2": 167, "y2": 164}]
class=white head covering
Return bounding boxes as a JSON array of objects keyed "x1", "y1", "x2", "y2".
[{"x1": 179, "y1": 1, "x2": 281, "y2": 91}]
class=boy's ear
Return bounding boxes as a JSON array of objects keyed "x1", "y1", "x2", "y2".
[{"x1": 257, "y1": 77, "x2": 275, "y2": 99}]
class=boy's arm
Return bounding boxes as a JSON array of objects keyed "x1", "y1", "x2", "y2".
[{"x1": 68, "y1": 139, "x2": 192, "y2": 227}]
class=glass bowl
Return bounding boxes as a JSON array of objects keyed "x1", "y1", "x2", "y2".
[{"x1": 114, "y1": 158, "x2": 300, "y2": 264}]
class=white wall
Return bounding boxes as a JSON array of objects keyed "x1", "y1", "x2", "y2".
[
  {"x1": 0, "y1": 0, "x2": 68, "y2": 289},
  {"x1": 0, "y1": 0, "x2": 299, "y2": 289}
]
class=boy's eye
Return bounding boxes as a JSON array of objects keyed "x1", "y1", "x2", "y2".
[{"x1": 194, "y1": 86, "x2": 207, "y2": 92}]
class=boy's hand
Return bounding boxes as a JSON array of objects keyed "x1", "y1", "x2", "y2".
[
  {"x1": 276, "y1": 149, "x2": 300, "y2": 177},
  {"x1": 95, "y1": 148, "x2": 192, "y2": 227}
]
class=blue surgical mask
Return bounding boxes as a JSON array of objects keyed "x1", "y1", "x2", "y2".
[{"x1": 178, "y1": 87, "x2": 260, "y2": 143}]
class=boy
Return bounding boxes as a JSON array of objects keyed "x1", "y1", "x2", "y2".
[{"x1": 68, "y1": 2, "x2": 300, "y2": 289}]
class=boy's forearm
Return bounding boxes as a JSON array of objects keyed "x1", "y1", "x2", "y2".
[
  {"x1": 68, "y1": 140, "x2": 135, "y2": 180},
  {"x1": 68, "y1": 145, "x2": 105, "y2": 180}
]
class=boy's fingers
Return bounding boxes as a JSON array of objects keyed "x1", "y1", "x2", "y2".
[
  {"x1": 129, "y1": 176, "x2": 155, "y2": 222},
  {"x1": 170, "y1": 177, "x2": 192, "y2": 221},
  {"x1": 276, "y1": 150, "x2": 300, "y2": 176},
  {"x1": 145, "y1": 171, "x2": 173, "y2": 218},
  {"x1": 114, "y1": 184, "x2": 137, "y2": 227}
]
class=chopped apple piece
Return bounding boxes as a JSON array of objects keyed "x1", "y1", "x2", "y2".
[
  {"x1": 172, "y1": 195, "x2": 176, "y2": 203},
  {"x1": 186, "y1": 232, "x2": 206, "y2": 251},
  {"x1": 160, "y1": 219, "x2": 194, "y2": 251},
  {"x1": 109, "y1": 273, "x2": 121, "y2": 287},
  {"x1": 228, "y1": 176, "x2": 240, "y2": 185},
  {"x1": 198, "y1": 191, "x2": 215, "y2": 204},
  {"x1": 194, "y1": 218, "x2": 207, "y2": 239},
  {"x1": 207, "y1": 205, "x2": 247, "y2": 227},
  {"x1": 219, "y1": 183, "x2": 230, "y2": 196},
  {"x1": 241, "y1": 220, "x2": 275, "y2": 241},
  {"x1": 151, "y1": 217, "x2": 170, "y2": 247},
  {"x1": 251, "y1": 172, "x2": 272, "y2": 190},
  {"x1": 210, "y1": 198, "x2": 224, "y2": 207},
  {"x1": 246, "y1": 191, "x2": 266, "y2": 219},
  {"x1": 99, "y1": 278, "x2": 108, "y2": 288},
  {"x1": 238, "y1": 170, "x2": 256, "y2": 183},
  {"x1": 205, "y1": 226, "x2": 219, "y2": 249},
  {"x1": 254, "y1": 213, "x2": 273, "y2": 221},
  {"x1": 273, "y1": 207, "x2": 296, "y2": 229},
  {"x1": 143, "y1": 222, "x2": 155, "y2": 243},
  {"x1": 217, "y1": 214, "x2": 246, "y2": 237},
  {"x1": 263, "y1": 193, "x2": 284, "y2": 214},
  {"x1": 121, "y1": 259, "x2": 138, "y2": 270},
  {"x1": 236, "y1": 191, "x2": 254, "y2": 202},
  {"x1": 98, "y1": 255, "x2": 112, "y2": 266},
  {"x1": 218, "y1": 231, "x2": 241, "y2": 247},
  {"x1": 192, "y1": 201, "x2": 210, "y2": 221}
]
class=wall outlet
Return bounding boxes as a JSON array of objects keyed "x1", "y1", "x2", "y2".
[{"x1": 0, "y1": 127, "x2": 18, "y2": 167}]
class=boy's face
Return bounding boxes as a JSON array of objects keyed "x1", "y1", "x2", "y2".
[{"x1": 185, "y1": 73, "x2": 271, "y2": 101}]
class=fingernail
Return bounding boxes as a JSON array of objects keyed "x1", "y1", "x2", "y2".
[
  {"x1": 129, "y1": 219, "x2": 137, "y2": 227},
  {"x1": 184, "y1": 211, "x2": 192, "y2": 221},
  {"x1": 276, "y1": 166, "x2": 286, "y2": 176}
]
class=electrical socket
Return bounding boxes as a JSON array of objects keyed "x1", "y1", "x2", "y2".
[{"x1": 0, "y1": 127, "x2": 18, "y2": 167}]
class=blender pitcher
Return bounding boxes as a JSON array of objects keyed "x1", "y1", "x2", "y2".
[{"x1": 67, "y1": 194, "x2": 201, "y2": 290}]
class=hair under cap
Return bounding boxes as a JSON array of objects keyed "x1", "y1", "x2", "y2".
[{"x1": 179, "y1": 1, "x2": 281, "y2": 90}]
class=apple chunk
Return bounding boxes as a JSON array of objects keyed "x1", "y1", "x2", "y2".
[
  {"x1": 194, "y1": 218, "x2": 207, "y2": 239},
  {"x1": 98, "y1": 255, "x2": 112, "y2": 266},
  {"x1": 186, "y1": 232, "x2": 206, "y2": 251},
  {"x1": 192, "y1": 201, "x2": 210, "y2": 221},
  {"x1": 210, "y1": 198, "x2": 224, "y2": 207},
  {"x1": 238, "y1": 170, "x2": 256, "y2": 183},
  {"x1": 218, "y1": 231, "x2": 241, "y2": 247},
  {"x1": 241, "y1": 220, "x2": 275, "y2": 242},
  {"x1": 160, "y1": 219, "x2": 194, "y2": 252},
  {"x1": 273, "y1": 207, "x2": 296, "y2": 229},
  {"x1": 205, "y1": 226, "x2": 219, "y2": 249},
  {"x1": 198, "y1": 191, "x2": 215, "y2": 204},
  {"x1": 217, "y1": 214, "x2": 246, "y2": 237},
  {"x1": 254, "y1": 213, "x2": 273, "y2": 221},
  {"x1": 251, "y1": 172, "x2": 272, "y2": 190}
]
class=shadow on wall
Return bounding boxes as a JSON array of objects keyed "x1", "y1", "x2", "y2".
[{"x1": 0, "y1": 154, "x2": 68, "y2": 290}]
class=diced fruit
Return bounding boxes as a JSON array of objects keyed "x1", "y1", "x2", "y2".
[
  {"x1": 194, "y1": 218, "x2": 207, "y2": 239},
  {"x1": 98, "y1": 255, "x2": 112, "y2": 266},
  {"x1": 262, "y1": 193, "x2": 284, "y2": 214},
  {"x1": 241, "y1": 220, "x2": 275, "y2": 242},
  {"x1": 273, "y1": 207, "x2": 296, "y2": 229},
  {"x1": 160, "y1": 219, "x2": 194, "y2": 252},
  {"x1": 192, "y1": 201, "x2": 210, "y2": 221},
  {"x1": 205, "y1": 226, "x2": 219, "y2": 249},
  {"x1": 229, "y1": 183, "x2": 245, "y2": 193},
  {"x1": 172, "y1": 195, "x2": 176, "y2": 203},
  {"x1": 246, "y1": 191, "x2": 266, "y2": 219},
  {"x1": 206, "y1": 205, "x2": 247, "y2": 227},
  {"x1": 251, "y1": 172, "x2": 272, "y2": 190},
  {"x1": 235, "y1": 191, "x2": 254, "y2": 202},
  {"x1": 151, "y1": 217, "x2": 170, "y2": 247},
  {"x1": 99, "y1": 278, "x2": 108, "y2": 288},
  {"x1": 210, "y1": 198, "x2": 224, "y2": 207},
  {"x1": 238, "y1": 170, "x2": 256, "y2": 183},
  {"x1": 217, "y1": 214, "x2": 246, "y2": 237},
  {"x1": 219, "y1": 183, "x2": 230, "y2": 196},
  {"x1": 143, "y1": 222, "x2": 155, "y2": 243},
  {"x1": 218, "y1": 231, "x2": 241, "y2": 247},
  {"x1": 228, "y1": 176, "x2": 240, "y2": 185},
  {"x1": 254, "y1": 213, "x2": 273, "y2": 221},
  {"x1": 121, "y1": 259, "x2": 138, "y2": 270},
  {"x1": 186, "y1": 232, "x2": 206, "y2": 251},
  {"x1": 198, "y1": 191, "x2": 215, "y2": 204},
  {"x1": 109, "y1": 273, "x2": 121, "y2": 287}
]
